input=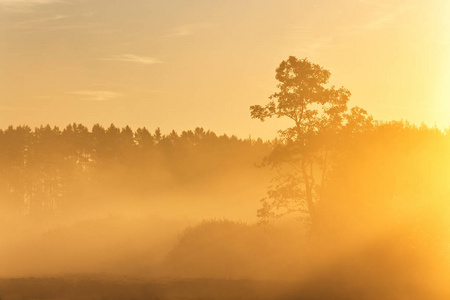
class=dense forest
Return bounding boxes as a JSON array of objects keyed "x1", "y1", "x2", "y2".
[{"x1": 0, "y1": 124, "x2": 271, "y2": 219}]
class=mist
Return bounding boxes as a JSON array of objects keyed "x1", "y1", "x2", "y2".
[
  {"x1": 1, "y1": 34, "x2": 450, "y2": 300},
  {"x1": 0, "y1": 125, "x2": 272, "y2": 277},
  {"x1": 0, "y1": 120, "x2": 450, "y2": 300}
]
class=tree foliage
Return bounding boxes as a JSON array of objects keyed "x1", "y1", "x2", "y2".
[{"x1": 251, "y1": 56, "x2": 373, "y2": 226}]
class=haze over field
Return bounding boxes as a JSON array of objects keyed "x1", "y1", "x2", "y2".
[{"x1": 1, "y1": 1, "x2": 450, "y2": 300}]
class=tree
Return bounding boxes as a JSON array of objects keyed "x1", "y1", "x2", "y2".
[{"x1": 251, "y1": 56, "x2": 372, "y2": 227}]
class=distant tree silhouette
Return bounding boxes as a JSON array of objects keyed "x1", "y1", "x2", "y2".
[
  {"x1": 251, "y1": 56, "x2": 373, "y2": 227},
  {"x1": 0, "y1": 124, "x2": 272, "y2": 217}
]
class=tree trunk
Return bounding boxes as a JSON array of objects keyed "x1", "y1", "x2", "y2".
[{"x1": 301, "y1": 159, "x2": 316, "y2": 224}]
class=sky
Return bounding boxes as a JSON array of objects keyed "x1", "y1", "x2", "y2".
[{"x1": 0, "y1": 0, "x2": 449, "y2": 139}]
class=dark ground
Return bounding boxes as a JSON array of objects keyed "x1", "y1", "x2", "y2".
[
  {"x1": 0, "y1": 275, "x2": 441, "y2": 300},
  {"x1": 0, "y1": 277, "x2": 297, "y2": 300}
]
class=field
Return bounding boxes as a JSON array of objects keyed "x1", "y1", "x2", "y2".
[
  {"x1": 0, "y1": 277, "x2": 297, "y2": 300},
  {"x1": 0, "y1": 274, "x2": 440, "y2": 300}
]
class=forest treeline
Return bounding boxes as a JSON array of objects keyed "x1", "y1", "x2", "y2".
[
  {"x1": 1, "y1": 120, "x2": 449, "y2": 224},
  {"x1": 0, "y1": 124, "x2": 271, "y2": 217}
]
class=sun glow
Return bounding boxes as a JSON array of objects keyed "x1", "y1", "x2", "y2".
[
  {"x1": 441, "y1": 62, "x2": 450, "y2": 124},
  {"x1": 438, "y1": 1, "x2": 450, "y2": 127}
]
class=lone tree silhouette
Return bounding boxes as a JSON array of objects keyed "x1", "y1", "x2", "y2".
[{"x1": 251, "y1": 56, "x2": 372, "y2": 227}]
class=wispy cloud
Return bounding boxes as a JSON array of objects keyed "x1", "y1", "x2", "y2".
[
  {"x1": 70, "y1": 90, "x2": 123, "y2": 102},
  {"x1": 287, "y1": 26, "x2": 335, "y2": 52},
  {"x1": 0, "y1": 0, "x2": 61, "y2": 10},
  {"x1": 358, "y1": 0, "x2": 391, "y2": 9},
  {"x1": 288, "y1": 2, "x2": 416, "y2": 53},
  {"x1": 9, "y1": 13, "x2": 101, "y2": 32},
  {"x1": 12, "y1": 14, "x2": 67, "y2": 26},
  {"x1": 102, "y1": 54, "x2": 162, "y2": 65},
  {"x1": 0, "y1": 0, "x2": 59, "y2": 4},
  {"x1": 360, "y1": 3, "x2": 415, "y2": 31},
  {"x1": 165, "y1": 23, "x2": 209, "y2": 37},
  {"x1": 133, "y1": 89, "x2": 169, "y2": 94},
  {"x1": 0, "y1": 105, "x2": 42, "y2": 111}
]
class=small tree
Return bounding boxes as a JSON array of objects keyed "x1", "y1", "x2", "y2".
[{"x1": 251, "y1": 56, "x2": 372, "y2": 227}]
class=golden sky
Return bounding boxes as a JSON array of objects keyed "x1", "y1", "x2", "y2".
[{"x1": 0, "y1": 0, "x2": 448, "y2": 139}]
